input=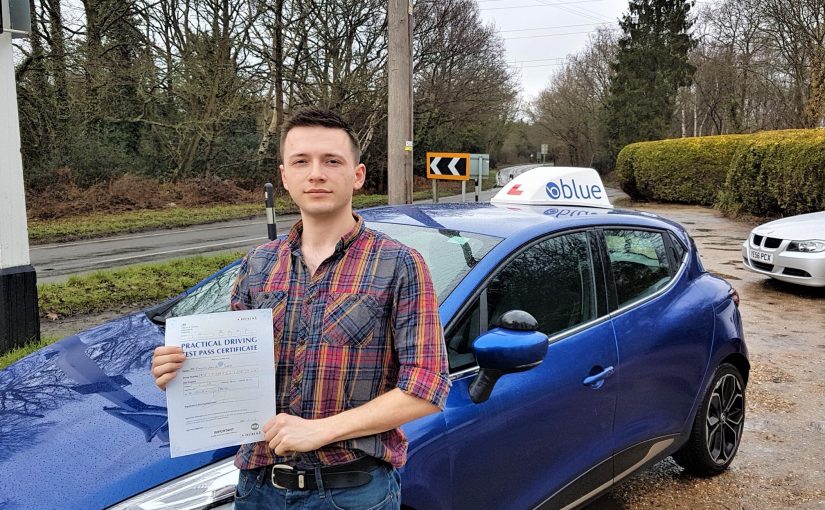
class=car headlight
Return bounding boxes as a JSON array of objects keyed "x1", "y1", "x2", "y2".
[
  {"x1": 787, "y1": 240, "x2": 825, "y2": 253},
  {"x1": 108, "y1": 457, "x2": 238, "y2": 510}
]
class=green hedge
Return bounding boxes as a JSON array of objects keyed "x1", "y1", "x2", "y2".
[
  {"x1": 616, "y1": 134, "x2": 751, "y2": 205},
  {"x1": 616, "y1": 129, "x2": 825, "y2": 216},
  {"x1": 718, "y1": 130, "x2": 825, "y2": 216}
]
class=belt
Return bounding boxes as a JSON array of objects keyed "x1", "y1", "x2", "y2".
[{"x1": 265, "y1": 456, "x2": 385, "y2": 490}]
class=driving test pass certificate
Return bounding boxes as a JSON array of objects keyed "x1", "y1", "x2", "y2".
[{"x1": 165, "y1": 308, "x2": 275, "y2": 457}]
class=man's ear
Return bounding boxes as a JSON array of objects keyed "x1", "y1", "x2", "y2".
[
  {"x1": 280, "y1": 164, "x2": 288, "y2": 191},
  {"x1": 353, "y1": 163, "x2": 366, "y2": 191}
]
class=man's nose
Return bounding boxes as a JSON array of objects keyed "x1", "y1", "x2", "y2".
[{"x1": 307, "y1": 160, "x2": 326, "y2": 180}]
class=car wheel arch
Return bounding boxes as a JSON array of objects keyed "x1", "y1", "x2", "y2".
[{"x1": 722, "y1": 352, "x2": 750, "y2": 387}]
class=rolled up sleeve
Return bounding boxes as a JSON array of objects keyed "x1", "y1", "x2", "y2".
[{"x1": 392, "y1": 249, "x2": 451, "y2": 409}]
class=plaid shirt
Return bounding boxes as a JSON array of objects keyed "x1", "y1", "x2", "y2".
[{"x1": 230, "y1": 214, "x2": 450, "y2": 469}]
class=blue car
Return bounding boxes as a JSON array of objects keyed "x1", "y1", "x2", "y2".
[{"x1": 0, "y1": 168, "x2": 747, "y2": 509}]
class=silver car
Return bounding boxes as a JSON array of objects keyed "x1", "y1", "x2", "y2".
[{"x1": 742, "y1": 211, "x2": 825, "y2": 287}]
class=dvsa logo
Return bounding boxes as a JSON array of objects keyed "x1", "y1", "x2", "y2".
[{"x1": 545, "y1": 179, "x2": 604, "y2": 201}]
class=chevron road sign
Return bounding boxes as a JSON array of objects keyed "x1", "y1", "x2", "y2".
[{"x1": 426, "y1": 152, "x2": 470, "y2": 181}]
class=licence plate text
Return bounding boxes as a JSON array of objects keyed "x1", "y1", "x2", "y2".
[{"x1": 750, "y1": 249, "x2": 773, "y2": 264}]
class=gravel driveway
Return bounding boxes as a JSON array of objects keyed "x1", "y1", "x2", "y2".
[{"x1": 588, "y1": 202, "x2": 825, "y2": 510}]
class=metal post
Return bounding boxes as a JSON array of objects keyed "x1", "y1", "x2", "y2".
[
  {"x1": 431, "y1": 179, "x2": 438, "y2": 203},
  {"x1": 264, "y1": 183, "x2": 277, "y2": 240},
  {"x1": 0, "y1": 22, "x2": 39, "y2": 352},
  {"x1": 461, "y1": 180, "x2": 466, "y2": 203}
]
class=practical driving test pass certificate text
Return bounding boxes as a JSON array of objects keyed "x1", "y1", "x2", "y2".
[{"x1": 165, "y1": 308, "x2": 275, "y2": 457}]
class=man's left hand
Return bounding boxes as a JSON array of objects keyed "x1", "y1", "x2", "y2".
[{"x1": 263, "y1": 413, "x2": 332, "y2": 456}]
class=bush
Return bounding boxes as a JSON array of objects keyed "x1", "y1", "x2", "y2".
[
  {"x1": 616, "y1": 134, "x2": 751, "y2": 205},
  {"x1": 616, "y1": 129, "x2": 825, "y2": 217},
  {"x1": 615, "y1": 143, "x2": 641, "y2": 199},
  {"x1": 719, "y1": 130, "x2": 825, "y2": 216}
]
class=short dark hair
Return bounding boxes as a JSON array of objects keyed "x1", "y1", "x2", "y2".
[{"x1": 280, "y1": 108, "x2": 361, "y2": 162}]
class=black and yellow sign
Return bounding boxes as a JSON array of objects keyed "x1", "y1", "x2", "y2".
[{"x1": 426, "y1": 152, "x2": 470, "y2": 181}]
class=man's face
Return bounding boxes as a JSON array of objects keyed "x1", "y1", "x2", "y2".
[{"x1": 280, "y1": 126, "x2": 365, "y2": 220}]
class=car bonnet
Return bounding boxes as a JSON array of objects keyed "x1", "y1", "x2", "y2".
[
  {"x1": 754, "y1": 211, "x2": 825, "y2": 240},
  {"x1": 0, "y1": 312, "x2": 235, "y2": 509}
]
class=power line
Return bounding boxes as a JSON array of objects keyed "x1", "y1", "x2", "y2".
[
  {"x1": 508, "y1": 57, "x2": 567, "y2": 63},
  {"x1": 498, "y1": 22, "x2": 611, "y2": 33},
  {"x1": 479, "y1": 0, "x2": 605, "y2": 11},
  {"x1": 532, "y1": 0, "x2": 614, "y2": 23},
  {"x1": 502, "y1": 29, "x2": 596, "y2": 40},
  {"x1": 509, "y1": 62, "x2": 566, "y2": 69}
]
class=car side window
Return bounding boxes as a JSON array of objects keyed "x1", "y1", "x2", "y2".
[
  {"x1": 603, "y1": 229, "x2": 672, "y2": 307},
  {"x1": 445, "y1": 299, "x2": 482, "y2": 372},
  {"x1": 669, "y1": 231, "x2": 686, "y2": 264},
  {"x1": 486, "y1": 232, "x2": 596, "y2": 339}
]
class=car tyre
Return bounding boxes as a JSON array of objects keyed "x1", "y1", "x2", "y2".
[{"x1": 673, "y1": 363, "x2": 745, "y2": 476}]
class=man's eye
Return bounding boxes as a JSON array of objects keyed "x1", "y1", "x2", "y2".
[{"x1": 327, "y1": 159, "x2": 342, "y2": 165}]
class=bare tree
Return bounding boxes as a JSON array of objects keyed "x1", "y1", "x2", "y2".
[{"x1": 531, "y1": 28, "x2": 618, "y2": 168}]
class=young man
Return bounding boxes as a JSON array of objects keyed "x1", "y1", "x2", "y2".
[{"x1": 151, "y1": 108, "x2": 450, "y2": 509}]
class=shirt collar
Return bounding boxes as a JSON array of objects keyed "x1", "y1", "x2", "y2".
[{"x1": 287, "y1": 213, "x2": 365, "y2": 256}]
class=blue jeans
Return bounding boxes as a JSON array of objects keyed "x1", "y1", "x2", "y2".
[{"x1": 233, "y1": 463, "x2": 401, "y2": 510}]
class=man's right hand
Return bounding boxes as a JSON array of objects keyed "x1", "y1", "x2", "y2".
[{"x1": 151, "y1": 346, "x2": 186, "y2": 390}]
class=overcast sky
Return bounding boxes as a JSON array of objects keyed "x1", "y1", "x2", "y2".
[{"x1": 477, "y1": 0, "x2": 630, "y2": 103}]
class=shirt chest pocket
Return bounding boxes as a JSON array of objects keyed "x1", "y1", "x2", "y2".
[
  {"x1": 323, "y1": 293, "x2": 379, "y2": 348},
  {"x1": 252, "y1": 290, "x2": 287, "y2": 340}
]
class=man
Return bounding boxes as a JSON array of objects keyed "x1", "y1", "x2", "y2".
[{"x1": 151, "y1": 108, "x2": 450, "y2": 509}]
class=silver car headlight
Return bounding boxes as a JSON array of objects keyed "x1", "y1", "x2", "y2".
[
  {"x1": 108, "y1": 457, "x2": 238, "y2": 510},
  {"x1": 787, "y1": 240, "x2": 825, "y2": 253}
]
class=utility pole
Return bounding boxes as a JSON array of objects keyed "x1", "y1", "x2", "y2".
[
  {"x1": 0, "y1": 0, "x2": 38, "y2": 353},
  {"x1": 387, "y1": 0, "x2": 413, "y2": 204}
]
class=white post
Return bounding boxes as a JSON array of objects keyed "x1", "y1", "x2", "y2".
[{"x1": 0, "y1": 20, "x2": 39, "y2": 350}]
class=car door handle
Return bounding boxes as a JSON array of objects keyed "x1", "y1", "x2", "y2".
[{"x1": 583, "y1": 366, "x2": 615, "y2": 387}]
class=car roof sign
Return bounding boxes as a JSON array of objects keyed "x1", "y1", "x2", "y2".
[{"x1": 491, "y1": 167, "x2": 613, "y2": 209}]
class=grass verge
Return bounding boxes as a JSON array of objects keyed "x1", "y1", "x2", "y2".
[
  {"x1": 1, "y1": 252, "x2": 244, "y2": 369},
  {"x1": 0, "y1": 337, "x2": 59, "y2": 369},
  {"x1": 30, "y1": 203, "x2": 271, "y2": 244},
  {"x1": 39, "y1": 251, "x2": 243, "y2": 318}
]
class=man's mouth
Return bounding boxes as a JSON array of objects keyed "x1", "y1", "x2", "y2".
[{"x1": 305, "y1": 189, "x2": 331, "y2": 194}]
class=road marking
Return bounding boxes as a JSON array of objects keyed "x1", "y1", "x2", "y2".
[{"x1": 85, "y1": 237, "x2": 269, "y2": 266}]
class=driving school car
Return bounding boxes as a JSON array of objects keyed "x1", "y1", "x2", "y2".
[
  {"x1": 0, "y1": 168, "x2": 748, "y2": 510},
  {"x1": 742, "y1": 211, "x2": 825, "y2": 287}
]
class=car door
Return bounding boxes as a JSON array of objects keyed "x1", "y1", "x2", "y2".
[
  {"x1": 600, "y1": 228, "x2": 715, "y2": 474},
  {"x1": 443, "y1": 231, "x2": 619, "y2": 510}
]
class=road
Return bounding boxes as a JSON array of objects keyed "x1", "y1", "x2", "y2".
[{"x1": 31, "y1": 178, "x2": 518, "y2": 284}]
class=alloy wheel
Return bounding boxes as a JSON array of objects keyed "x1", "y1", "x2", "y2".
[{"x1": 705, "y1": 373, "x2": 744, "y2": 465}]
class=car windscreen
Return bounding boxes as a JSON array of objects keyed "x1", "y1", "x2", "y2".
[
  {"x1": 160, "y1": 224, "x2": 499, "y2": 320},
  {"x1": 367, "y1": 222, "x2": 501, "y2": 301}
]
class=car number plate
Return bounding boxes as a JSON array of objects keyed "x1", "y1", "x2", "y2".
[{"x1": 750, "y1": 249, "x2": 773, "y2": 264}]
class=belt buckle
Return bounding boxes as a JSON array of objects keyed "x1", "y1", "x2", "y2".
[{"x1": 271, "y1": 464, "x2": 307, "y2": 490}]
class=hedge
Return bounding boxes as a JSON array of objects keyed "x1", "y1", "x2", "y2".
[
  {"x1": 718, "y1": 130, "x2": 825, "y2": 216},
  {"x1": 616, "y1": 129, "x2": 825, "y2": 216},
  {"x1": 616, "y1": 134, "x2": 752, "y2": 205}
]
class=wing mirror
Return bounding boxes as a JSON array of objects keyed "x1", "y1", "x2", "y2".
[{"x1": 468, "y1": 310, "x2": 549, "y2": 404}]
